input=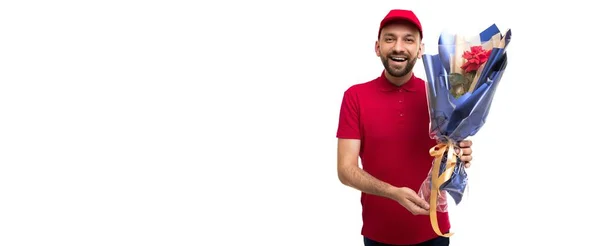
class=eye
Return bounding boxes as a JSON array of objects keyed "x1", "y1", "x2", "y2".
[{"x1": 385, "y1": 37, "x2": 395, "y2": 42}]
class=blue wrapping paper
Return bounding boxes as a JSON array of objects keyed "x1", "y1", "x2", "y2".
[{"x1": 418, "y1": 24, "x2": 511, "y2": 208}]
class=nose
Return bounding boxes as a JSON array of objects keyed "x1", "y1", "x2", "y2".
[{"x1": 392, "y1": 41, "x2": 406, "y2": 53}]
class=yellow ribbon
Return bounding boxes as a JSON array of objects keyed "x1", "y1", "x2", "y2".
[{"x1": 428, "y1": 140, "x2": 462, "y2": 237}]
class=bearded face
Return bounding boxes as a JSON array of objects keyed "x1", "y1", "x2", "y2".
[
  {"x1": 376, "y1": 22, "x2": 422, "y2": 81},
  {"x1": 379, "y1": 50, "x2": 418, "y2": 78}
]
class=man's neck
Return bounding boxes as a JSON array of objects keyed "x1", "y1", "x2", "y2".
[{"x1": 384, "y1": 71, "x2": 413, "y2": 87}]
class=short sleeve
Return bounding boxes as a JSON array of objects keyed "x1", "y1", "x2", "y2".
[{"x1": 336, "y1": 88, "x2": 361, "y2": 139}]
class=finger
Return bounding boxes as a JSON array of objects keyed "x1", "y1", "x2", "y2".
[
  {"x1": 407, "y1": 202, "x2": 429, "y2": 215},
  {"x1": 460, "y1": 155, "x2": 472, "y2": 163},
  {"x1": 461, "y1": 147, "x2": 472, "y2": 156},
  {"x1": 459, "y1": 140, "x2": 472, "y2": 148},
  {"x1": 464, "y1": 161, "x2": 471, "y2": 168},
  {"x1": 408, "y1": 195, "x2": 430, "y2": 210},
  {"x1": 453, "y1": 146, "x2": 463, "y2": 156}
]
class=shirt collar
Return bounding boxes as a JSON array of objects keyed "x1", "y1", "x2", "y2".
[{"x1": 376, "y1": 70, "x2": 419, "y2": 92}]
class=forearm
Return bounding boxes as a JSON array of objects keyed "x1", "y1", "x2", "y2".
[{"x1": 339, "y1": 165, "x2": 398, "y2": 201}]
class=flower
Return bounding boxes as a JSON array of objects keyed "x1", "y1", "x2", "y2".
[
  {"x1": 460, "y1": 45, "x2": 492, "y2": 73},
  {"x1": 447, "y1": 45, "x2": 493, "y2": 99}
]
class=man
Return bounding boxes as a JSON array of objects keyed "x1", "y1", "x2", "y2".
[{"x1": 336, "y1": 9, "x2": 473, "y2": 246}]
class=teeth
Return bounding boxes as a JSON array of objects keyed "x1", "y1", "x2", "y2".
[{"x1": 391, "y1": 57, "x2": 407, "y2": 62}]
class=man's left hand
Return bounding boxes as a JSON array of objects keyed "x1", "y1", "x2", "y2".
[{"x1": 458, "y1": 140, "x2": 472, "y2": 168}]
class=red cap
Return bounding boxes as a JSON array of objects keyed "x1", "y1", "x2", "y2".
[{"x1": 378, "y1": 9, "x2": 423, "y2": 39}]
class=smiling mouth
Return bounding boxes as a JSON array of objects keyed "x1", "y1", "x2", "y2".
[{"x1": 390, "y1": 56, "x2": 407, "y2": 62}]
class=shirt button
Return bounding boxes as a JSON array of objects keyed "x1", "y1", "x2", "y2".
[
  {"x1": 399, "y1": 100, "x2": 403, "y2": 103},
  {"x1": 400, "y1": 113, "x2": 404, "y2": 116}
]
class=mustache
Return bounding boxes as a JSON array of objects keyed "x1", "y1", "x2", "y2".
[
  {"x1": 387, "y1": 52, "x2": 412, "y2": 58},
  {"x1": 390, "y1": 51, "x2": 408, "y2": 56}
]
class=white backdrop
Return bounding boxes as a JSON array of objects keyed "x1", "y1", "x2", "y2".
[{"x1": 1, "y1": 0, "x2": 599, "y2": 245}]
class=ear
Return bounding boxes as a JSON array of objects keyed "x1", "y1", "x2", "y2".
[
  {"x1": 417, "y1": 41, "x2": 425, "y2": 59},
  {"x1": 375, "y1": 40, "x2": 381, "y2": 57}
]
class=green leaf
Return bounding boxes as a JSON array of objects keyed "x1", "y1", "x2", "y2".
[
  {"x1": 447, "y1": 73, "x2": 468, "y2": 99},
  {"x1": 448, "y1": 73, "x2": 466, "y2": 87}
]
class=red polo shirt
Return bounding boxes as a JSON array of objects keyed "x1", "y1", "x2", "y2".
[{"x1": 336, "y1": 71, "x2": 450, "y2": 245}]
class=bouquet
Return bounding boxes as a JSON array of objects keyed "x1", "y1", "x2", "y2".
[{"x1": 417, "y1": 24, "x2": 512, "y2": 237}]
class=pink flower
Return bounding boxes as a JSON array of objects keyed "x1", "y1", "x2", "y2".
[{"x1": 460, "y1": 46, "x2": 492, "y2": 73}]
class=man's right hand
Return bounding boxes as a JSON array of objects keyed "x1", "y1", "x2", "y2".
[
  {"x1": 337, "y1": 138, "x2": 431, "y2": 216},
  {"x1": 393, "y1": 187, "x2": 430, "y2": 215}
]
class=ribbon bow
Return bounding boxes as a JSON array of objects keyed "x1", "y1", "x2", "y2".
[{"x1": 428, "y1": 140, "x2": 462, "y2": 237}]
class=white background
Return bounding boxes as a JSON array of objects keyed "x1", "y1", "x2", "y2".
[{"x1": 1, "y1": 0, "x2": 598, "y2": 245}]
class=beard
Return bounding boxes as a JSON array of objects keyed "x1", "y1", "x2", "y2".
[{"x1": 380, "y1": 53, "x2": 418, "y2": 78}]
